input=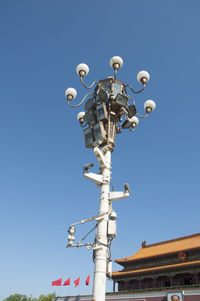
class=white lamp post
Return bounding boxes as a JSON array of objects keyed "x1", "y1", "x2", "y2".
[{"x1": 65, "y1": 56, "x2": 156, "y2": 301}]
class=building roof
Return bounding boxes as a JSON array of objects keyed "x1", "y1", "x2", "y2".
[
  {"x1": 112, "y1": 259, "x2": 200, "y2": 278},
  {"x1": 115, "y1": 233, "x2": 200, "y2": 264}
]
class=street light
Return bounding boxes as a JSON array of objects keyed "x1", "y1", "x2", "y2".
[{"x1": 65, "y1": 56, "x2": 156, "y2": 301}]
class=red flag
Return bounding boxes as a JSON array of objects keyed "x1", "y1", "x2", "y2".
[
  {"x1": 74, "y1": 277, "x2": 80, "y2": 287},
  {"x1": 52, "y1": 278, "x2": 62, "y2": 286},
  {"x1": 85, "y1": 275, "x2": 90, "y2": 286},
  {"x1": 63, "y1": 277, "x2": 71, "y2": 286}
]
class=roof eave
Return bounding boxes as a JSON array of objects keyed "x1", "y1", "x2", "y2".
[{"x1": 115, "y1": 246, "x2": 200, "y2": 265}]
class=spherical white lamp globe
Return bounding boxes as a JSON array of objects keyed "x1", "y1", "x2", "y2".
[
  {"x1": 130, "y1": 116, "x2": 139, "y2": 127},
  {"x1": 76, "y1": 63, "x2": 89, "y2": 76},
  {"x1": 144, "y1": 100, "x2": 156, "y2": 113},
  {"x1": 77, "y1": 111, "x2": 86, "y2": 121},
  {"x1": 137, "y1": 70, "x2": 150, "y2": 84},
  {"x1": 65, "y1": 88, "x2": 77, "y2": 100},
  {"x1": 110, "y1": 56, "x2": 123, "y2": 69}
]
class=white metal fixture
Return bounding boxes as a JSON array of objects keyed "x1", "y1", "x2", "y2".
[
  {"x1": 107, "y1": 260, "x2": 112, "y2": 279},
  {"x1": 109, "y1": 190, "x2": 130, "y2": 202},
  {"x1": 107, "y1": 220, "x2": 116, "y2": 238},
  {"x1": 84, "y1": 172, "x2": 103, "y2": 185}
]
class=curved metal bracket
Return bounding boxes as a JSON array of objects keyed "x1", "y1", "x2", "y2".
[
  {"x1": 136, "y1": 112, "x2": 148, "y2": 119},
  {"x1": 125, "y1": 83, "x2": 146, "y2": 94},
  {"x1": 80, "y1": 76, "x2": 97, "y2": 89},
  {"x1": 127, "y1": 96, "x2": 136, "y2": 105},
  {"x1": 68, "y1": 92, "x2": 93, "y2": 108}
]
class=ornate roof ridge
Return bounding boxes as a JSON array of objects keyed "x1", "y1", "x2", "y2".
[
  {"x1": 115, "y1": 232, "x2": 200, "y2": 263},
  {"x1": 144, "y1": 232, "x2": 200, "y2": 248}
]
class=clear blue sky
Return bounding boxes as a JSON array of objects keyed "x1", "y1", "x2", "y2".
[{"x1": 1, "y1": 0, "x2": 200, "y2": 300}]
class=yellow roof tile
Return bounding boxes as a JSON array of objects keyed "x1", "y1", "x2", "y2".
[{"x1": 115, "y1": 233, "x2": 200, "y2": 263}]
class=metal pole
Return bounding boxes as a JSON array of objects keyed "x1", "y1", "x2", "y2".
[
  {"x1": 92, "y1": 148, "x2": 111, "y2": 301},
  {"x1": 66, "y1": 56, "x2": 155, "y2": 301}
]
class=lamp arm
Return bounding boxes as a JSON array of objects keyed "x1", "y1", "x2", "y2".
[
  {"x1": 80, "y1": 76, "x2": 98, "y2": 89},
  {"x1": 125, "y1": 83, "x2": 146, "y2": 94},
  {"x1": 127, "y1": 96, "x2": 135, "y2": 105},
  {"x1": 113, "y1": 69, "x2": 118, "y2": 82},
  {"x1": 68, "y1": 92, "x2": 94, "y2": 108},
  {"x1": 136, "y1": 112, "x2": 148, "y2": 119}
]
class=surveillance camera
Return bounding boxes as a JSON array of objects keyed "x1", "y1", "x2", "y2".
[
  {"x1": 67, "y1": 234, "x2": 75, "y2": 246},
  {"x1": 110, "y1": 209, "x2": 117, "y2": 220},
  {"x1": 124, "y1": 183, "x2": 130, "y2": 194},
  {"x1": 83, "y1": 162, "x2": 94, "y2": 173},
  {"x1": 68, "y1": 226, "x2": 76, "y2": 235}
]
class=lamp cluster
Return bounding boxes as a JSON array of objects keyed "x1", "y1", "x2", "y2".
[{"x1": 65, "y1": 56, "x2": 156, "y2": 150}]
